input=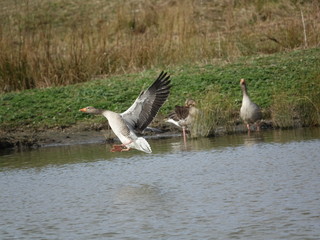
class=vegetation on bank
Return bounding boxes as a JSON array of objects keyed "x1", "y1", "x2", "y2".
[
  {"x1": 1, "y1": 0, "x2": 319, "y2": 92},
  {"x1": 0, "y1": 48, "x2": 319, "y2": 135}
]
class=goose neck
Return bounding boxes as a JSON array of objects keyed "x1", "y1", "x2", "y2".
[{"x1": 241, "y1": 84, "x2": 249, "y2": 97}]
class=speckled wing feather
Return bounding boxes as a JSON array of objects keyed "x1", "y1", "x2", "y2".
[
  {"x1": 168, "y1": 106, "x2": 189, "y2": 121},
  {"x1": 121, "y1": 71, "x2": 171, "y2": 132}
]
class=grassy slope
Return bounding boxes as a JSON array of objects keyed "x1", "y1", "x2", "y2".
[{"x1": 0, "y1": 48, "x2": 319, "y2": 131}]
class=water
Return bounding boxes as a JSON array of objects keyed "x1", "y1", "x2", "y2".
[{"x1": 1, "y1": 128, "x2": 320, "y2": 240}]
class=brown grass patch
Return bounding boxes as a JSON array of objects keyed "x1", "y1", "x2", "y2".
[{"x1": 1, "y1": 0, "x2": 320, "y2": 92}]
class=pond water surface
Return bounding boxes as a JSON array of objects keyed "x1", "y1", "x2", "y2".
[{"x1": 1, "y1": 128, "x2": 320, "y2": 239}]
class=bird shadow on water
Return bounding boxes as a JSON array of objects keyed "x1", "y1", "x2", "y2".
[
  {"x1": 114, "y1": 184, "x2": 166, "y2": 203},
  {"x1": 111, "y1": 183, "x2": 175, "y2": 217}
]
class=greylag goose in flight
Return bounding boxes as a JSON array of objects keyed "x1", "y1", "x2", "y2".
[
  {"x1": 240, "y1": 79, "x2": 262, "y2": 132},
  {"x1": 166, "y1": 99, "x2": 199, "y2": 145},
  {"x1": 80, "y1": 71, "x2": 171, "y2": 153}
]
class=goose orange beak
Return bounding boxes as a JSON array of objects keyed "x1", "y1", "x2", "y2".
[{"x1": 79, "y1": 108, "x2": 87, "y2": 112}]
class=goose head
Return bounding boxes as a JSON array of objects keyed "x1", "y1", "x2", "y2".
[
  {"x1": 240, "y1": 78, "x2": 246, "y2": 86},
  {"x1": 185, "y1": 99, "x2": 196, "y2": 107},
  {"x1": 240, "y1": 78, "x2": 248, "y2": 93},
  {"x1": 79, "y1": 106, "x2": 104, "y2": 115}
]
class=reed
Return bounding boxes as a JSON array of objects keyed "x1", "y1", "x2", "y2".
[
  {"x1": 190, "y1": 89, "x2": 237, "y2": 137},
  {"x1": 271, "y1": 77, "x2": 320, "y2": 128},
  {"x1": 295, "y1": 76, "x2": 320, "y2": 126},
  {"x1": 1, "y1": 0, "x2": 319, "y2": 92},
  {"x1": 296, "y1": 96, "x2": 320, "y2": 126},
  {"x1": 270, "y1": 92, "x2": 296, "y2": 128}
]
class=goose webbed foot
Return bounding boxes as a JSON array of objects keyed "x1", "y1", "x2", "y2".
[{"x1": 110, "y1": 144, "x2": 131, "y2": 152}]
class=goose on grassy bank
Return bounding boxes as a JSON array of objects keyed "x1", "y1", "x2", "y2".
[
  {"x1": 80, "y1": 71, "x2": 171, "y2": 153},
  {"x1": 240, "y1": 78, "x2": 262, "y2": 132},
  {"x1": 166, "y1": 99, "x2": 199, "y2": 145}
]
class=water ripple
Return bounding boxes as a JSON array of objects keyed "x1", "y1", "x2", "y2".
[{"x1": 1, "y1": 128, "x2": 320, "y2": 239}]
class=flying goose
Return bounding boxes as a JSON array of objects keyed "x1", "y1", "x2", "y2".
[
  {"x1": 80, "y1": 71, "x2": 171, "y2": 153},
  {"x1": 240, "y1": 79, "x2": 262, "y2": 132},
  {"x1": 166, "y1": 99, "x2": 199, "y2": 144}
]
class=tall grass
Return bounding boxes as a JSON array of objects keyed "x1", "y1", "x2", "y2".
[
  {"x1": 190, "y1": 88, "x2": 237, "y2": 137},
  {"x1": 271, "y1": 94, "x2": 320, "y2": 128},
  {"x1": 271, "y1": 74, "x2": 320, "y2": 128},
  {"x1": 0, "y1": 0, "x2": 320, "y2": 92},
  {"x1": 270, "y1": 92, "x2": 297, "y2": 128}
]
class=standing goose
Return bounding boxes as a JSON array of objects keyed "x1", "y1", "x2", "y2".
[
  {"x1": 240, "y1": 78, "x2": 262, "y2": 132},
  {"x1": 80, "y1": 71, "x2": 171, "y2": 153},
  {"x1": 166, "y1": 99, "x2": 199, "y2": 145}
]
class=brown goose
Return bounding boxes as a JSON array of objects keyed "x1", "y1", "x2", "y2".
[
  {"x1": 80, "y1": 71, "x2": 171, "y2": 153},
  {"x1": 166, "y1": 99, "x2": 199, "y2": 144},
  {"x1": 240, "y1": 79, "x2": 262, "y2": 132}
]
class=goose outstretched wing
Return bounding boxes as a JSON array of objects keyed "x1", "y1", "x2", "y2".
[{"x1": 121, "y1": 71, "x2": 171, "y2": 132}]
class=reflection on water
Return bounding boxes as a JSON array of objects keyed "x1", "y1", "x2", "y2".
[
  {"x1": 1, "y1": 128, "x2": 320, "y2": 170},
  {"x1": 0, "y1": 128, "x2": 320, "y2": 239}
]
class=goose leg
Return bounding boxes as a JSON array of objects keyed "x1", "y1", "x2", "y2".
[
  {"x1": 110, "y1": 144, "x2": 123, "y2": 152},
  {"x1": 120, "y1": 147, "x2": 131, "y2": 152},
  {"x1": 246, "y1": 123, "x2": 252, "y2": 136},
  {"x1": 256, "y1": 122, "x2": 261, "y2": 131},
  {"x1": 182, "y1": 126, "x2": 187, "y2": 146},
  {"x1": 120, "y1": 140, "x2": 133, "y2": 152},
  {"x1": 111, "y1": 141, "x2": 132, "y2": 152}
]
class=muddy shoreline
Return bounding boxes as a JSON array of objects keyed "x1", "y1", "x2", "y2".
[
  {"x1": 0, "y1": 120, "x2": 278, "y2": 152},
  {"x1": 0, "y1": 124, "x2": 182, "y2": 151}
]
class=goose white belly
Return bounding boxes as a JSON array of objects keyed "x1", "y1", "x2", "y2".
[
  {"x1": 102, "y1": 110, "x2": 151, "y2": 153},
  {"x1": 102, "y1": 111, "x2": 135, "y2": 144}
]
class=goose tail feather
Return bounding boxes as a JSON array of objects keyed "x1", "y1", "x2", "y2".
[{"x1": 133, "y1": 137, "x2": 152, "y2": 153}]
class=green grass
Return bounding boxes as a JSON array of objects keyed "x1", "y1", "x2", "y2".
[{"x1": 0, "y1": 48, "x2": 319, "y2": 132}]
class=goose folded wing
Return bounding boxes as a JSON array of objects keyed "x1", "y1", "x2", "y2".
[
  {"x1": 121, "y1": 71, "x2": 171, "y2": 132},
  {"x1": 168, "y1": 105, "x2": 190, "y2": 121}
]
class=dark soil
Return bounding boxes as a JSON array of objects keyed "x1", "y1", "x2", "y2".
[
  {"x1": 0, "y1": 120, "x2": 276, "y2": 152},
  {"x1": 0, "y1": 122, "x2": 178, "y2": 151}
]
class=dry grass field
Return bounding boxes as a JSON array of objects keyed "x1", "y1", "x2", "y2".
[{"x1": 1, "y1": 0, "x2": 319, "y2": 92}]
